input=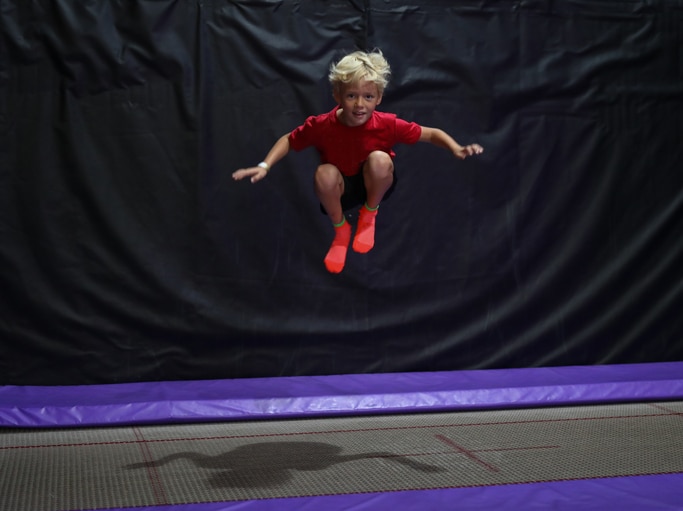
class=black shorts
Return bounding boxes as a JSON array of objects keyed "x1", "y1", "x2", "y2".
[{"x1": 320, "y1": 167, "x2": 398, "y2": 214}]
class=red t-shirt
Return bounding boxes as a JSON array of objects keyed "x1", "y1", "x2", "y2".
[{"x1": 288, "y1": 106, "x2": 422, "y2": 176}]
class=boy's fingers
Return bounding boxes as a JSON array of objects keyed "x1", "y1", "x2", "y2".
[
  {"x1": 467, "y1": 144, "x2": 484, "y2": 155},
  {"x1": 232, "y1": 167, "x2": 267, "y2": 183},
  {"x1": 233, "y1": 168, "x2": 254, "y2": 180}
]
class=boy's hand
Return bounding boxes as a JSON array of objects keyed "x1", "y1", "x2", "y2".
[
  {"x1": 232, "y1": 166, "x2": 268, "y2": 184},
  {"x1": 454, "y1": 144, "x2": 484, "y2": 160}
]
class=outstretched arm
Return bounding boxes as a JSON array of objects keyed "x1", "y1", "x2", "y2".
[
  {"x1": 419, "y1": 126, "x2": 483, "y2": 160},
  {"x1": 232, "y1": 133, "x2": 291, "y2": 183}
]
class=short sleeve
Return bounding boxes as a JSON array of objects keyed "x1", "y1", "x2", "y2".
[
  {"x1": 394, "y1": 118, "x2": 422, "y2": 145},
  {"x1": 288, "y1": 115, "x2": 319, "y2": 152}
]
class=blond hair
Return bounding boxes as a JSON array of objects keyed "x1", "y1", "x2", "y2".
[{"x1": 328, "y1": 49, "x2": 391, "y2": 94}]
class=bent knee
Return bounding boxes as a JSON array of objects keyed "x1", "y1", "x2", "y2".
[
  {"x1": 367, "y1": 151, "x2": 392, "y2": 167},
  {"x1": 365, "y1": 151, "x2": 394, "y2": 178},
  {"x1": 315, "y1": 164, "x2": 343, "y2": 190}
]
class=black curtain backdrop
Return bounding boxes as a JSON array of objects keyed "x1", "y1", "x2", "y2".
[{"x1": 1, "y1": 0, "x2": 681, "y2": 385}]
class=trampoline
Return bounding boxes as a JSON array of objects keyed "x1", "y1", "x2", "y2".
[{"x1": 2, "y1": 362, "x2": 683, "y2": 511}]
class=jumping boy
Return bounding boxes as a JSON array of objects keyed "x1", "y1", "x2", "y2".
[{"x1": 233, "y1": 49, "x2": 483, "y2": 273}]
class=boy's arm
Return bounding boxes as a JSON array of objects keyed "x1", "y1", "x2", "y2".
[
  {"x1": 419, "y1": 126, "x2": 483, "y2": 160},
  {"x1": 233, "y1": 133, "x2": 291, "y2": 183}
]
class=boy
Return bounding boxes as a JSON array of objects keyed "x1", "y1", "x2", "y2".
[{"x1": 233, "y1": 49, "x2": 483, "y2": 273}]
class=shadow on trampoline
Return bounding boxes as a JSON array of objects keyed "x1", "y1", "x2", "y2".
[{"x1": 126, "y1": 441, "x2": 446, "y2": 489}]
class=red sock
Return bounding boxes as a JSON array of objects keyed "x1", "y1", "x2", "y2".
[
  {"x1": 324, "y1": 220, "x2": 352, "y2": 273},
  {"x1": 352, "y1": 205, "x2": 378, "y2": 254}
]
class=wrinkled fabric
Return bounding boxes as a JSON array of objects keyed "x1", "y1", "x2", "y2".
[{"x1": 0, "y1": 0, "x2": 681, "y2": 385}]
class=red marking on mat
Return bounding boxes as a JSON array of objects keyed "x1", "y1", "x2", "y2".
[
  {"x1": 133, "y1": 427, "x2": 170, "y2": 506},
  {"x1": 648, "y1": 404, "x2": 683, "y2": 416},
  {"x1": 434, "y1": 434, "x2": 500, "y2": 473},
  {"x1": 474, "y1": 445, "x2": 560, "y2": 454},
  {"x1": 371, "y1": 445, "x2": 559, "y2": 461}
]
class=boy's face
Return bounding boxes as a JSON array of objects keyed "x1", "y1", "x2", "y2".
[{"x1": 334, "y1": 80, "x2": 383, "y2": 127}]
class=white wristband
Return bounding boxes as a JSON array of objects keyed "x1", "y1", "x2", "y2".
[{"x1": 257, "y1": 161, "x2": 270, "y2": 171}]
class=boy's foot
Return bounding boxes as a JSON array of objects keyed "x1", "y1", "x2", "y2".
[
  {"x1": 352, "y1": 206, "x2": 378, "y2": 253},
  {"x1": 324, "y1": 220, "x2": 352, "y2": 273}
]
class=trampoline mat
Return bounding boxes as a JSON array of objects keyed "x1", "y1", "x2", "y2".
[{"x1": 2, "y1": 401, "x2": 683, "y2": 510}]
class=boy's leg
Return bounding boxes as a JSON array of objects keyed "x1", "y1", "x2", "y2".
[
  {"x1": 353, "y1": 151, "x2": 393, "y2": 253},
  {"x1": 315, "y1": 164, "x2": 351, "y2": 273},
  {"x1": 362, "y1": 150, "x2": 394, "y2": 209}
]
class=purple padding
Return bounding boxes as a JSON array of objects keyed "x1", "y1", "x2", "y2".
[
  {"x1": 82, "y1": 473, "x2": 683, "y2": 511},
  {"x1": 1, "y1": 362, "x2": 683, "y2": 428}
]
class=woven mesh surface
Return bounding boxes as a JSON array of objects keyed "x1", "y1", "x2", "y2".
[{"x1": 1, "y1": 401, "x2": 682, "y2": 510}]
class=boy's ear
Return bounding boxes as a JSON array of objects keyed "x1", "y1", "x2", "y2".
[{"x1": 377, "y1": 92, "x2": 383, "y2": 105}]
